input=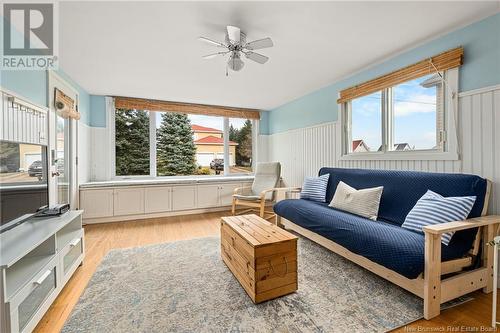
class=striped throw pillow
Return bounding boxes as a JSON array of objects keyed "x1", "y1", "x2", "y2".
[
  {"x1": 300, "y1": 174, "x2": 330, "y2": 202},
  {"x1": 402, "y1": 190, "x2": 476, "y2": 245}
]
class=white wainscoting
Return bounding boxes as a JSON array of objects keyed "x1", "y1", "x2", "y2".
[
  {"x1": 264, "y1": 85, "x2": 500, "y2": 214},
  {"x1": 89, "y1": 126, "x2": 113, "y2": 181},
  {"x1": 78, "y1": 122, "x2": 91, "y2": 184},
  {"x1": 267, "y1": 122, "x2": 342, "y2": 188}
]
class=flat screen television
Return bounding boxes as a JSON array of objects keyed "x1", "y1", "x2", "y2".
[{"x1": 0, "y1": 140, "x2": 49, "y2": 232}]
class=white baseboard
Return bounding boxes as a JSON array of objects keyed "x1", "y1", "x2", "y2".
[{"x1": 83, "y1": 205, "x2": 233, "y2": 225}]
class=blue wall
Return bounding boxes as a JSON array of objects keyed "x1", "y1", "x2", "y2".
[
  {"x1": 264, "y1": 13, "x2": 500, "y2": 135},
  {"x1": 0, "y1": 16, "x2": 92, "y2": 125},
  {"x1": 1, "y1": 68, "x2": 93, "y2": 125},
  {"x1": 89, "y1": 95, "x2": 106, "y2": 127}
]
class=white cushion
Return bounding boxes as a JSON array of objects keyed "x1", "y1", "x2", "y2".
[{"x1": 329, "y1": 181, "x2": 383, "y2": 220}]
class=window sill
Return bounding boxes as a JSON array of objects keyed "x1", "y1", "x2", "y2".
[
  {"x1": 340, "y1": 151, "x2": 459, "y2": 161},
  {"x1": 80, "y1": 174, "x2": 255, "y2": 189}
]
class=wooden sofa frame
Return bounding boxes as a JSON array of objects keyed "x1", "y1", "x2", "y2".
[{"x1": 276, "y1": 180, "x2": 499, "y2": 320}]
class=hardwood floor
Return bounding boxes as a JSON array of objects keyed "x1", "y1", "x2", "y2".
[{"x1": 34, "y1": 211, "x2": 495, "y2": 332}]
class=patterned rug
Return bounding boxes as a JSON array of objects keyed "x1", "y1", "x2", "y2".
[{"x1": 62, "y1": 236, "x2": 461, "y2": 333}]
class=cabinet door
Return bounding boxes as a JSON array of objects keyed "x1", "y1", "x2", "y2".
[
  {"x1": 172, "y1": 186, "x2": 196, "y2": 211},
  {"x1": 80, "y1": 189, "x2": 114, "y2": 219},
  {"x1": 145, "y1": 187, "x2": 172, "y2": 213},
  {"x1": 197, "y1": 184, "x2": 220, "y2": 208},
  {"x1": 113, "y1": 188, "x2": 145, "y2": 216},
  {"x1": 219, "y1": 183, "x2": 241, "y2": 206}
]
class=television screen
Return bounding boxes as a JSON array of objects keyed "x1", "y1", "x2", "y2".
[{"x1": 0, "y1": 140, "x2": 49, "y2": 227}]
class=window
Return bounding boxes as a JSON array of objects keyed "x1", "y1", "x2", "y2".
[
  {"x1": 345, "y1": 73, "x2": 446, "y2": 156},
  {"x1": 0, "y1": 141, "x2": 48, "y2": 185},
  {"x1": 156, "y1": 112, "x2": 225, "y2": 176},
  {"x1": 114, "y1": 109, "x2": 255, "y2": 177},
  {"x1": 391, "y1": 75, "x2": 442, "y2": 151},
  {"x1": 115, "y1": 109, "x2": 150, "y2": 176},
  {"x1": 229, "y1": 118, "x2": 253, "y2": 175},
  {"x1": 350, "y1": 91, "x2": 382, "y2": 152}
]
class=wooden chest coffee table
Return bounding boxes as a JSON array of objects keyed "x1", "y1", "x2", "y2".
[{"x1": 220, "y1": 214, "x2": 298, "y2": 303}]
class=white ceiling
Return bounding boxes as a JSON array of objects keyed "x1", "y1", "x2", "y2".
[{"x1": 59, "y1": 1, "x2": 498, "y2": 110}]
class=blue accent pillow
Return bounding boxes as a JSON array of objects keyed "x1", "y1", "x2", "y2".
[
  {"x1": 300, "y1": 174, "x2": 330, "y2": 202},
  {"x1": 402, "y1": 190, "x2": 476, "y2": 245}
]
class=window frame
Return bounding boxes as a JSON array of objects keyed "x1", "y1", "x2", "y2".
[
  {"x1": 109, "y1": 104, "x2": 257, "y2": 179},
  {"x1": 340, "y1": 68, "x2": 459, "y2": 161}
]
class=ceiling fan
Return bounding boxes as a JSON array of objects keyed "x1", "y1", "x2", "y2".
[{"x1": 199, "y1": 26, "x2": 273, "y2": 75}]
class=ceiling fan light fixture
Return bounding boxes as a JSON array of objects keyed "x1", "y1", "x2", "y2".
[
  {"x1": 228, "y1": 52, "x2": 245, "y2": 71},
  {"x1": 199, "y1": 25, "x2": 272, "y2": 75}
]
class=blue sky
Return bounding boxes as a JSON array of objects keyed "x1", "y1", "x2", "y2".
[{"x1": 352, "y1": 74, "x2": 438, "y2": 151}]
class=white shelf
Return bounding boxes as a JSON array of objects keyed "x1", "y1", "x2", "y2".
[
  {"x1": 0, "y1": 211, "x2": 83, "y2": 268},
  {"x1": 5, "y1": 254, "x2": 55, "y2": 300},
  {"x1": 57, "y1": 229, "x2": 83, "y2": 250},
  {"x1": 1, "y1": 210, "x2": 84, "y2": 333},
  {"x1": 79, "y1": 175, "x2": 254, "y2": 188}
]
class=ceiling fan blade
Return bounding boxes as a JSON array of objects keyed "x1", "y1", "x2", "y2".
[
  {"x1": 226, "y1": 26, "x2": 241, "y2": 44},
  {"x1": 244, "y1": 51, "x2": 269, "y2": 64},
  {"x1": 202, "y1": 51, "x2": 229, "y2": 59},
  {"x1": 244, "y1": 37, "x2": 273, "y2": 50},
  {"x1": 198, "y1": 37, "x2": 226, "y2": 48}
]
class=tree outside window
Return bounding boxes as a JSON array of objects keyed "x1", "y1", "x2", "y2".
[{"x1": 115, "y1": 109, "x2": 150, "y2": 175}]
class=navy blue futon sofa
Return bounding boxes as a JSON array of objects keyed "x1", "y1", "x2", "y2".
[{"x1": 274, "y1": 168, "x2": 488, "y2": 279}]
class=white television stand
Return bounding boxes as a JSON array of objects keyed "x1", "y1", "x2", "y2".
[{"x1": 0, "y1": 211, "x2": 84, "y2": 333}]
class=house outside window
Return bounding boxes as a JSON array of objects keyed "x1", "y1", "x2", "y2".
[{"x1": 191, "y1": 124, "x2": 237, "y2": 174}]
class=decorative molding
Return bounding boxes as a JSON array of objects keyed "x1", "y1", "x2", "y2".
[{"x1": 458, "y1": 84, "x2": 500, "y2": 97}]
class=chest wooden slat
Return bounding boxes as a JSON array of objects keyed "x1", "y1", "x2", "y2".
[{"x1": 221, "y1": 214, "x2": 298, "y2": 303}]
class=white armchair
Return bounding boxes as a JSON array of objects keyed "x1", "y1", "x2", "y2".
[{"x1": 231, "y1": 162, "x2": 300, "y2": 222}]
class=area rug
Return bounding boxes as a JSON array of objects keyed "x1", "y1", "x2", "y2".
[{"x1": 62, "y1": 236, "x2": 466, "y2": 333}]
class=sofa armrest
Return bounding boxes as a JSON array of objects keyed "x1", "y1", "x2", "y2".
[{"x1": 422, "y1": 215, "x2": 500, "y2": 235}]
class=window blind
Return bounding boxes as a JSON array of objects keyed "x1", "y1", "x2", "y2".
[
  {"x1": 337, "y1": 46, "x2": 463, "y2": 104},
  {"x1": 55, "y1": 88, "x2": 80, "y2": 120},
  {"x1": 114, "y1": 96, "x2": 261, "y2": 120}
]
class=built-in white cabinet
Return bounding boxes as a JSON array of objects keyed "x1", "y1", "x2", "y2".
[
  {"x1": 79, "y1": 180, "x2": 253, "y2": 223},
  {"x1": 219, "y1": 183, "x2": 242, "y2": 206},
  {"x1": 197, "y1": 183, "x2": 242, "y2": 207},
  {"x1": 197, "y1": 184, "x2": 220, "y2": 208},
  {"x1": 80, "y1": 189, "x2": 114, "y2": 219},
  {"x1": 144, "y1": 187, "x2": 172, "y2": 213},
  {"x1": 172, "y1": 186, "x2": 197, "y2": 211},
  {"x1": 114, "y1": 188, "x2": 145, "y2": 216}
]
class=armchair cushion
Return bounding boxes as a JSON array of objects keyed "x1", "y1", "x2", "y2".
[
  {"x1": 251, "y1": 162, "x2": 281, "y2": 201},
  {"x1": 233, "y1": 194, "x2": 261, "y2": 201}
]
